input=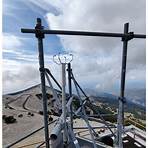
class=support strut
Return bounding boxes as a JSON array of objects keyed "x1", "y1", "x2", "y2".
[
  {"x1": 116, "y1": 23, "x2": 130, "y2": 148},
  {"x1": 35, "y1": 18, "x2": 49, "y2": 148},
  {"x1": 67, "y1": 63, "x2": 73, "y2": 130}
]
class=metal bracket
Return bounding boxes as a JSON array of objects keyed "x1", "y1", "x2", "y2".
[
  {"x1": 39, "y1": 67, "x2": 45, "y2": 72},
  {"x1": 121, "y1": 32, "x2": 134, "y2": 41},
  {"x1": 118, "y1": 96, "x2": 126, "y2": 103},
  {"x1": 35, "y1": 18, "x2": 45, "y2": 39}
]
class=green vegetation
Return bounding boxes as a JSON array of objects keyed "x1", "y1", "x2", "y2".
[
  {"x1": 18, "y1": 114, "x2": 23, "y2": 118},
  {"x1": 103, "y1": 115, "x2": 117, "y2": 123},
  {"x1": 126, "y1": 117, "x2": 146, "y2": 130},
  {"x1": 38, "y1": 110, "x2": 43, "y2": 115},
  {"x1": 3, "y1": 115, "x2": 17, "y2": 124},
  {"x1": 72, "y1": 97, "x2": 80, "y2": 110},
  {"x1": 28, "y1": 112, "x2": 34, "y2": 116},
  {"x1": 91, "y1": 96, "x2": 146, "y2": 121},
  {"x1": 49, "y1": 116, "x2": 53, "y2": 122},
  {"x1": 36, "y1": 93, "x2": 53, "y2": 100}
]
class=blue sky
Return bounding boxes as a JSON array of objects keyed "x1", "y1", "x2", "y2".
[
  {"x1": 2, "y1": 0, "x2": 64, "y2": 93},
  {"x1": 3, "y1": 0, "x2": 63, "y2": 55},
  {"x1": 2, "y1": 0, "x2": 146, "y2": 94}
]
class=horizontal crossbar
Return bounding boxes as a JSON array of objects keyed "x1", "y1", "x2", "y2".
[{"x1": 21, "y1": 28, "x2": 146, "y2": 38}]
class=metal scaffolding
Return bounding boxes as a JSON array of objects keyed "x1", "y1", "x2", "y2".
[{"x1": 20, "y1": 18, "x2": 146, "y2": 148}]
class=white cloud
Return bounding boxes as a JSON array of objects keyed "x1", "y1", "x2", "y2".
[
  {"x1": 3, "y1": 33, "x2": 22, "y2": 50},
  {"x1": 44, "y1": 0, "x2": 146, "y2": 93},
  {"x1": 2, "y1": 34, "x2": 61, "y2": 94},
  {"x1": 2, "y1": 58, "x2": 62, "y2": 94},
  {"x1": 2, "y1": 0, "x2": 146, "y2": 94}
]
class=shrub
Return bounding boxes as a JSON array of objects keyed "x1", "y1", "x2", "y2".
[
  {"x1": 49, "y1": 116, "x2": 53, "y2": 122},
  {"x1": 48, "y1": 111, "x2": 52, "y2": 115},
  {"x1": 2, "y1": 115, "x2": 6, "y2": 120},
  {"x1": 28, "y1": 112, "x2": 34, "y2": 116},
  {"x1": 72, "y1": 98, "x2": 80, "y2": 109},
  {"x1": 4, "y1": 116, "x2": 17, "y2": 124},
  {"x1": 36, "y1": 93, "x2": 53, "y2": 100},
  {"x1": 9, "y1": 107, "x2": 14, "y2": 110},
  {"x1": 38, "y1": 111, "x2": 43, "y2": 115},
  {"x1": 31, "y1": 113, "x2": 34, "y2": 116},
  {"x1": 18, "y1": 114, "x2": 23, "y2": 118},
  {"x1": 28, "y1": 112, "x2": 31, "y2": 115}
]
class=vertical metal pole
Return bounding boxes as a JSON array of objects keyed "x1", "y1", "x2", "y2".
[
  {"x1": 116, "y1": 23, "x2": 129, "y2": 148},
  {"x1": 35, "y1": 18, "x2": 49, "y2": 148},
  {"x1": 62, "y1": 63, "x2": 67, "y2": 144},
  {"x1": 67, "y1": 63, "x2": 72, "y2": 100},
  {"x1": 67, "y1": 63, "x2": 73, "y2": 130}
]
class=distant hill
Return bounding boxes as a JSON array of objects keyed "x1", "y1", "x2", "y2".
[
  {"x1": 85, "y1": 88, "x2": 146, "y2": 107},
  {"x1": 125, "y1": 89, "x2": 145, "y2": 107},
  {"x1": 3, "y1": 84, "x2": 145, "y2": 121},
  {"x1": 88, "y1": 93, "x2": 145, "y2": 120},
  {"x1": 3, "y1": 84, "x2": 62, "y2": 116},
  {"x1": 6, "y1": 84, "x2": 61, "y2": 96}
]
